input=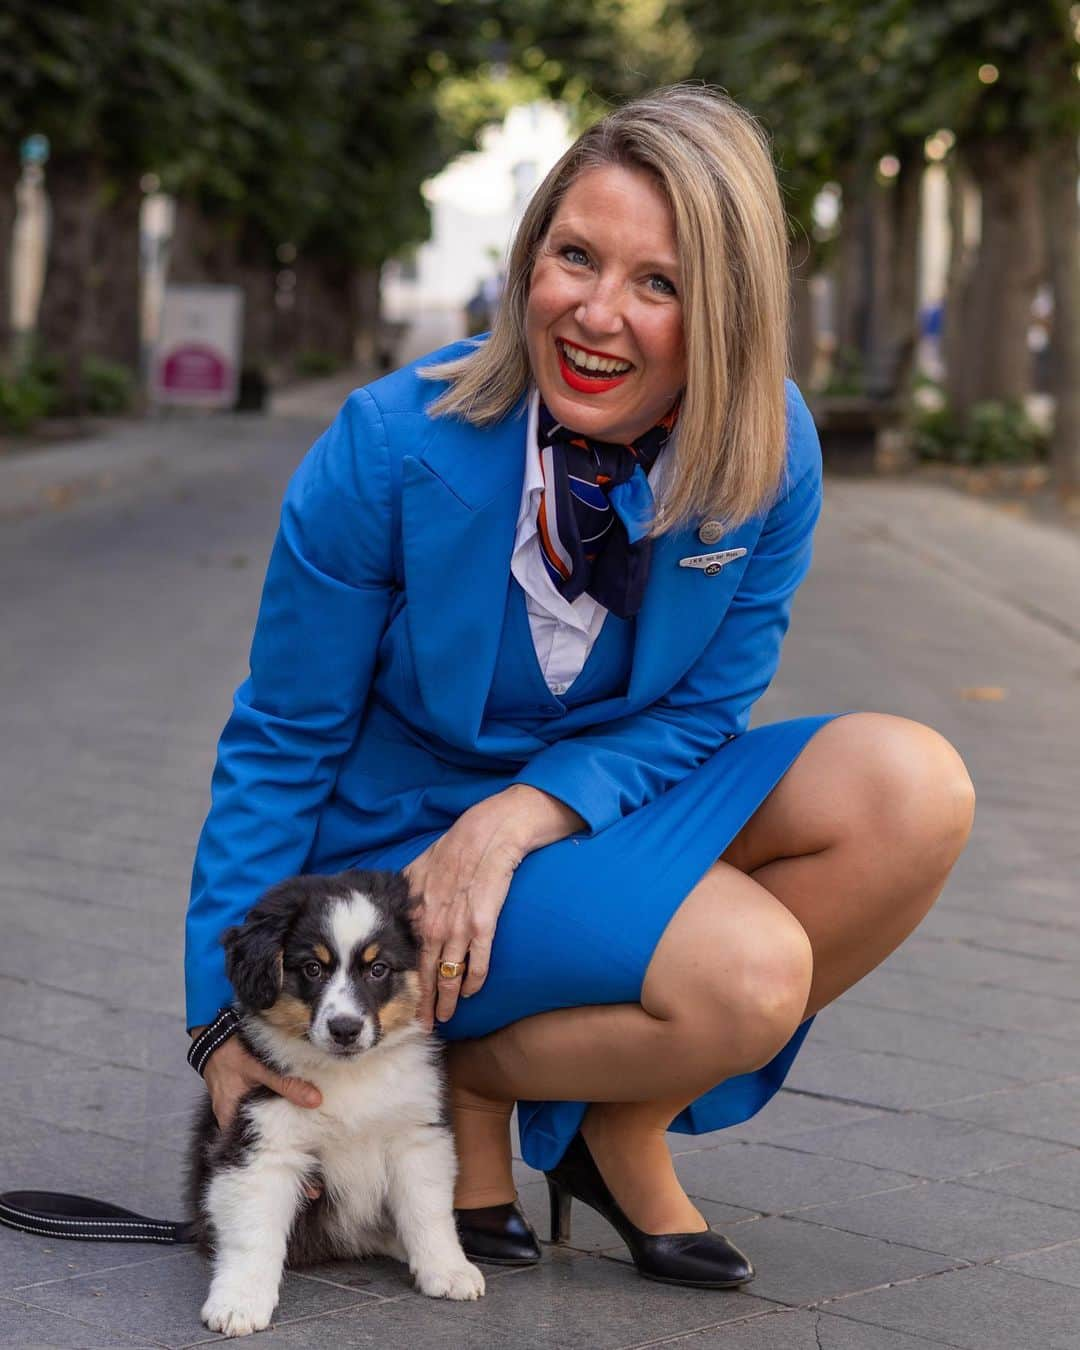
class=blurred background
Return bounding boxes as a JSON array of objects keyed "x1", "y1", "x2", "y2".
[{"x1": 0, "y1": 0, "x2": 1076, "y2": 492}]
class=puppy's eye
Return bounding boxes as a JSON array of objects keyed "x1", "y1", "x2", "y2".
[
  {"x1": 302, "y1": 960, "x2": 323, "y2": 980},
  {"x1": 369, "y1": 962, "x2": 390, "y2": 980}
]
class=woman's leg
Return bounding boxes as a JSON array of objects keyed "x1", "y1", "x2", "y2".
[
  {"x1": 451, "y1": 866, "x2": 815, "y2": 1221},
  {"x1": 583, "y1": 714, "x2": 976, "y2": 1230},
  {"x1": 453, "y1": 714, "x2": 975, "y2": 1228}
]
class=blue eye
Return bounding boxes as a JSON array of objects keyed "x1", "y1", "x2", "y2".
[
  {"x1": 561, "y1": 246, "x2": 589, "y2": 266},
  {"x1": 648, "y1": 274, "x2": 677, "y2": 296}
]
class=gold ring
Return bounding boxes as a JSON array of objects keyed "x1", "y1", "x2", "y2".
[{"x1": 438, "y1": 959, "x2": 467, "y2": 980}]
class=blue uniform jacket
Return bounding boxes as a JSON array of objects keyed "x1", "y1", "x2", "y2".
[{"x1": 184, "y1": 343, "x2": 823, "y2": 1028}]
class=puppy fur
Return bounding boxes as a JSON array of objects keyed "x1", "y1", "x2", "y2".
[{"x1": 187, "y1": 870, "x2": 484, "y2": 1337}]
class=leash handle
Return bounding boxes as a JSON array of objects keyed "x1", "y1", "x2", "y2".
[{"x1": 0, "y1": 1191, "x2": 195, "y2": 1244}]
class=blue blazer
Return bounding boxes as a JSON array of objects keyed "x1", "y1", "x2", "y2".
[{"x1": 185, "y1": 342, "x2": 823, "y2": 1028}]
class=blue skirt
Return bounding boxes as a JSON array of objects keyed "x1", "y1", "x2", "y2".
[{"x1": 350, "y1": 712, "x2": 842, "y2": 1171}]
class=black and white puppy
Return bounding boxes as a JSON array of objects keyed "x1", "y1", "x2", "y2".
[{"x1": 188, "y1": 870, "x2": 484, "y2": 1338}]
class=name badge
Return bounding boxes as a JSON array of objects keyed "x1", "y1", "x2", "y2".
[{"x1": 678, "y1": 547, "x2": 747, "y2": 576}]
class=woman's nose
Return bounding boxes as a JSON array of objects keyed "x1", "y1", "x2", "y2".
[{"x1": 575, "y1": 278, "x2": 624, "y2": 336}]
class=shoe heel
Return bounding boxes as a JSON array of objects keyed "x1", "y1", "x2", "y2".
[{"x1": 547, "y1": 1179, "x2": 572, "y2": 1244}]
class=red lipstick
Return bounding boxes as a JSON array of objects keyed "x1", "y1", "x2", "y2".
[{"x1": 556, "y1": 340, "x2": 633, "y2": 395}]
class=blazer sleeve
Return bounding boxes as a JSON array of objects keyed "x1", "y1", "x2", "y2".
[
  {"x1": 513, "y1": 388, "x2": 823, "y2": 835},
  {"x1": 184, "y1": 389, "x2": 397, "y2": 1028}
]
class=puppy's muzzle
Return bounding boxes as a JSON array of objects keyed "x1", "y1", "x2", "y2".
[{"x1": 327, "y1": 1015, "x2": 365, "y2": 1048}]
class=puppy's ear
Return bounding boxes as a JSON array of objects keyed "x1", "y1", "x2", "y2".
[{"x1": 224, "y1": 879, "x2": 308, "y2": 1011}]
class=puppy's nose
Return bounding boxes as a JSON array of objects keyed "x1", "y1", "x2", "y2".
[{"x1": 327, "y1": 1016, "x2": 364, "y2": 1046}]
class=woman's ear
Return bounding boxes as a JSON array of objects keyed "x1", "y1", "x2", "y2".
[{"x1": 223, "y1": 880, "x2": 308, "y2": 1011}]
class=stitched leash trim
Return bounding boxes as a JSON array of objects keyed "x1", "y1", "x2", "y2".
[
  {"x1": 0, "y1": 1193, "x2": 195, "y2": 1244},
  {"x1": 187, "y1": 1006, "x2": 241, "y2": 1076}
]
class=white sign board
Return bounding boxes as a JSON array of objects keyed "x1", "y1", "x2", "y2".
[{"x1": 152, "y1": 285, "x2": 243, "y2": 408}]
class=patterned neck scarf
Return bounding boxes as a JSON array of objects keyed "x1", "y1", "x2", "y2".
[{"x1": 535, "y1": 397, "x2": 679, "y2": 620}]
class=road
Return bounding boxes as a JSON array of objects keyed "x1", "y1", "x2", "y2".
[{"x1": 1, "y1": 385, "x2": 1079, "y2": 1348}]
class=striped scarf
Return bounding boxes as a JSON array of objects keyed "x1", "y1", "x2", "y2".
[{"x1": 535, "y1": 399, "x2": 679, "y2": 620}]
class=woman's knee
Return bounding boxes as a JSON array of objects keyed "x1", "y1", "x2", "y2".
[
  {"x1": 831, "y1": 713, "x2": 975, "y2": 864},
  {"x1": 643, "y1": 873, "x2": 814, "y2": 1073}
]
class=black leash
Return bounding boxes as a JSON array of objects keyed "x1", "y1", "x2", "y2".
[
  {"x1": 1, "y1": 1010, "x2": 239, "y2": 1245},
  {"x1": 0, "y1": 1191, "x2": 195, "y2": 1244}
]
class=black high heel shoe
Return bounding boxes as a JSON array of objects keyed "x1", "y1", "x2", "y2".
[
  {"x1": 545, "y1": 1133, "x2": 754, "y2": 1289},
  {"x1": 454, "y1": 1201, "x2": 541, "y2": 1266}
]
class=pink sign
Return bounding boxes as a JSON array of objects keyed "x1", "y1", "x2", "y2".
[{"x1": 160, "y1": 343, "x2": 230, "y2": 393}]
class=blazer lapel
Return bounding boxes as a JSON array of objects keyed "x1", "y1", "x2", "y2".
[
  {"x1": 626, "y1": 516, "x2": 763, "y2": 706},
  {"x1": 401, "y1": 400, "x2": 529, "y2": 746}
]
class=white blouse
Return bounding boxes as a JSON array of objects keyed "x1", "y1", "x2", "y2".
[{"x1": 510, "y1": 391, "x2": 668, "y2": 694}]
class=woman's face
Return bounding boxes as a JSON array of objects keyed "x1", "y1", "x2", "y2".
[{"x1": 525, "y1": 163, "x2": 686, "y2": 444}]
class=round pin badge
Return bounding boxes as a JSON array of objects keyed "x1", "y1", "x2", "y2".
[
  {"x1": 698, "y1": 521, "x2": 724, "y2": 544},
  {"x1": 704, "y1": 562, "x2": 722, "y2": 575}
]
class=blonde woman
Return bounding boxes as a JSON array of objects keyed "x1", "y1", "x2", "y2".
[{"x1": 186, "y1": 85, "x2": 974, "y2": 1288}]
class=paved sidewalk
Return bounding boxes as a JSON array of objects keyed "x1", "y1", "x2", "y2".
[{"x1": 0, "y1": 388, "x2": 1078, "y2": 1349}]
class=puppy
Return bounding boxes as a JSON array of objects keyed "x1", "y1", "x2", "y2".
[{"x1": 187, "y1": 870, "x2": 484, "y2": 1337}]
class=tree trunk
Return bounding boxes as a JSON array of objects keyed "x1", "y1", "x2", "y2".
[
  {"x1": 866, "y1": 149, "x2": 922, "y2": 401},
  {"x1": 944, "y1": 153, "x2": 977, "y2": 414},
  {"x1": 92, "y1": 182, "x2": 142, "y2": 371},
  {"x1": 37, "y1": 153, "x2": 107, "y2": 413},
  {"x1": 287, "y1": 256, "x2": 356, "y2": 367},
  {"x1": 353, "y1": 265, "x2": 382, "y2": 367},
  {"x1": 832, "y1": 165, "x2": 872, "y2": 378},
  {"x1": 167, "y1": 197, "x2": 238, "y2": 285},
  {"x1": 788, "y1": 239, "x2": 818, "y2": 389},
  {"x1": 952, "y1": 139, "x2": 1042, "y2": 417},
  {"x1": 0, "y1": 150, "x2": 17, "y2": 368},
  {"x1": 1038, "y1": 131, "x2": 1080, "y2": 498}
]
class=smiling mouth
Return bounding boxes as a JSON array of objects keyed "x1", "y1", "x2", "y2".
[{"x1": 556, "y1": 338, "x2": 634, "y2": 379}]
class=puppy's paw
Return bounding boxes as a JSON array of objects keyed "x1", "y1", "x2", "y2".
[
  {"x1": 414, "y1": 1259, "x2": 486, "y2": 1301},
  {"x1": 201, "y1": 1285, "x2": 277, "y2": 1337}
]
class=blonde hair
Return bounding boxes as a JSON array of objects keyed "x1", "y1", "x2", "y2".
[{"x1": 422, "y1": 84, "x2": 790, "y2": 532}]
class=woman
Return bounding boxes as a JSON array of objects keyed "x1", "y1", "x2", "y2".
[{"x1": 185, "y1": 86, "x2": 974, "y2": 1288}]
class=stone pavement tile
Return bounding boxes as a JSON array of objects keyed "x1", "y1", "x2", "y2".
[
  {"x1": 0, "y1": 932, "x2": 183, "y2": 1018},
  {"x1": 694, "y1": 1089, "x2": 882, "y2": 1146},
  {"x1": 782, "y1": 1045, "x2": 1017, "y2": 1110},
  {"x1": 672, "y1": 1142, "x2": 911, "y2": 1216},
  {"x1": 840, "y1": 970, "x2": 1080, "y2": 1038},
  {"x1": 0, "y1": 976, "x2": 104, "y2": 1040},
  {"x1": 794, "y1": 1177, "x2": 1080, "y2": 1261},
  {"x1": 810, "y1": 1002, "x2": 1080, "y2": 1082},
  {"x1": 24, "y1": 1248, "x2": 372, "y2": 1349},
  {"x1": 3, "y1": 1063, "x2": 201, "y2": 1134},
  {"x1": 5, "y1": 1008, "x2": 195, "y2": 1082},
  {"x1": 242, "y1": 1248, "x2": 779, "y2": 1350},
  {"x1": 512, "y1": 1178, "x2": 758, "y2": 1255},
  {"x1": 631, "y1": 1307, "x2": 964, "y2": 1349},
  {"x1": 832, "y1": 1263, "x2": 1080, "y2": 1349},
  {"x1": 0, "y1": 1037, "x2": 86, "y2": 1086},
  {"x1": 1, "y1": 1225, "x2": 189, "y2": 1299},
  {"x1": 99, "y1": 1111, "x2": 197, "y2": 1156},
  {"x1": 297, "y1": 1253, "x2": 528, "y2": 1301},
  {"x1": 1000, "y1": 1238, "x2": 1080, "y2": 1290},
  {"x1": 917, "y1": 909, "x2": 1080, "y2": 965},
  {"x1": 959, "y1": 1148, "x2": 1080, "y2": 1210},
  {"x1": 879, "y1": 937, "x2": 1080, "y2": 1003},
  {"x1": 1, "y1": 887, "x2": 186, "y2": 966},
  {"x1": 928, "y1": 1078, "x2": 1080, "y2": 1146},
  {"x1": 718, "y1": 1214, "x2": 957, "y2": 1307},
  {"x1": 0, "y1": 857, "x2": 178, "y2": 918},
  {"x1": 778, "y1": 1112, "x2": 1056, "y2": 1180},
  {"x1": 0, "y1": 1294, "x2": 151, "y2": 1346},
  {"x1": 0, "y1": 1114, "x2": 187, "y2": 1211}
]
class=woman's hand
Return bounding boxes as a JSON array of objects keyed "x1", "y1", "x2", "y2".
[
  {"x1": 199, "y1": 1033, "x2": 323, "y2": 1130},
  {"x1": 404, "y1": 784, "x2": 584, "y2": 1029}
]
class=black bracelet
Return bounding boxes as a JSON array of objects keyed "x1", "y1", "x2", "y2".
[{"x1": 187, "y1": 1007, "x2": 241, "y2": 1077}]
